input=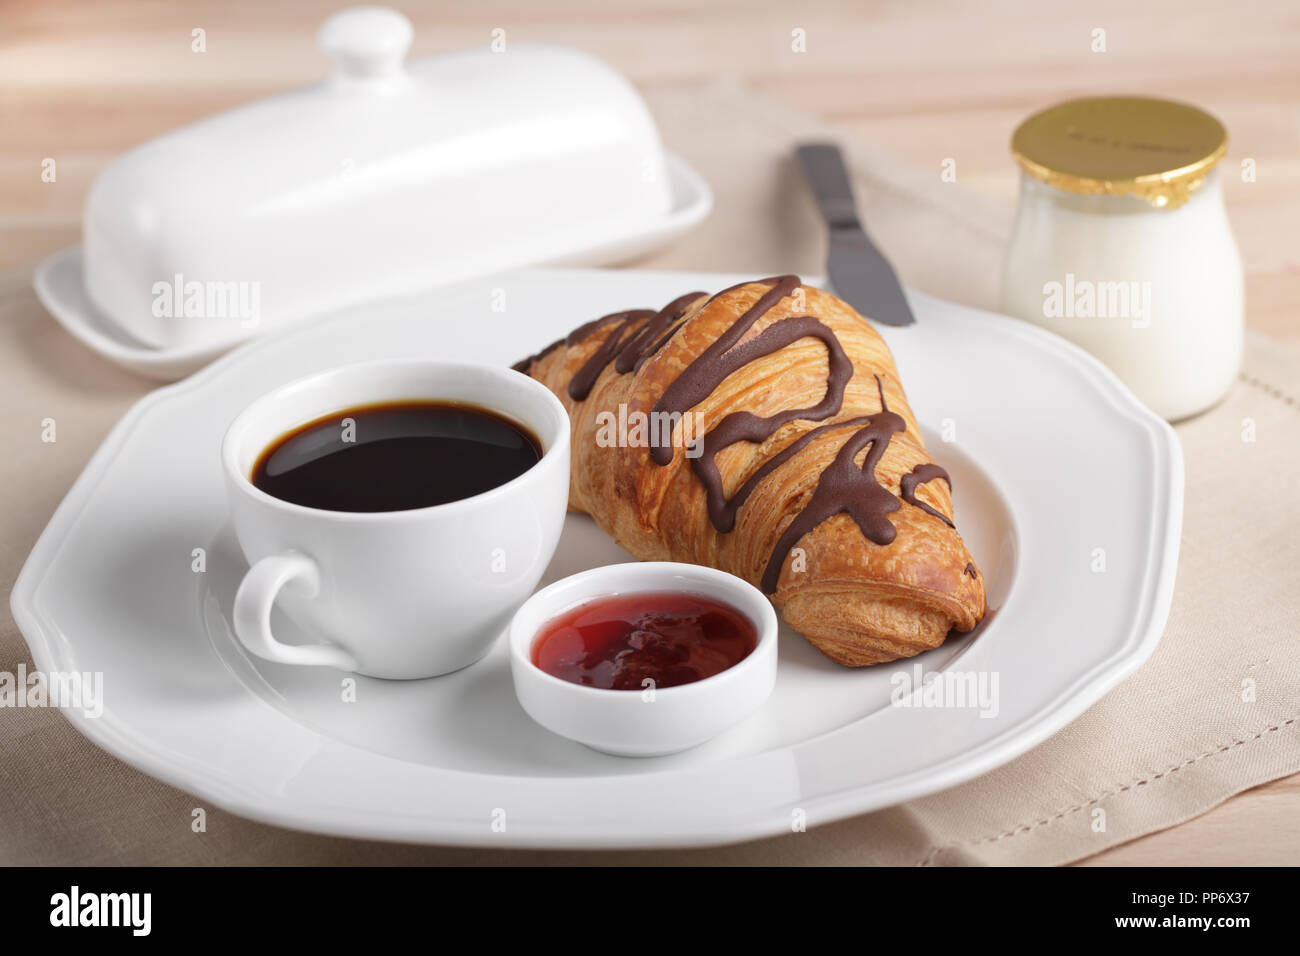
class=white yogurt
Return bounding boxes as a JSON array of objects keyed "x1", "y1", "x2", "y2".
[{"x1": 1001, "y1": 98, "x2": 1243, "y2": 421}]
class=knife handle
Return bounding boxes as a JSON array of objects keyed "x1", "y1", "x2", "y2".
[{"x1": 797, "y1": 142, "x2": 862, "y2": 232}]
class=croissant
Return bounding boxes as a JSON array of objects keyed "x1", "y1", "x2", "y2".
[{"x1": 513, "y1": 276, "x2": 986, "y2": 666}]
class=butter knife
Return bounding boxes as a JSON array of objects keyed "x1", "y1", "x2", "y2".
[{"x1": 796, "y1": 142, "x2": 916, "y2": 326}]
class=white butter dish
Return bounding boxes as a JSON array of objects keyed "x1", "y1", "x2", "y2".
[{"x1": 54, "y1": 6, "x2": 709, "y2": 369}]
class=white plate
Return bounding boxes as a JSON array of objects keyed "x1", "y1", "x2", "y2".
[
  {"x1": 32, "y1": 154, "x2": 712, "y2": 382},
  {"x1": 11, "y1": 268, "x2": 1182, "y2": 848}
]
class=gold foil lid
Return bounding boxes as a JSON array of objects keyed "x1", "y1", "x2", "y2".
[{"x1": 1011, "y1": 96, "x2": 1227, "y2": 209}]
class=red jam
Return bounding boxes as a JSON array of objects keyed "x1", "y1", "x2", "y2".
[{"x1": 531, "y1": 592, "x2": 758, "y2": 690}]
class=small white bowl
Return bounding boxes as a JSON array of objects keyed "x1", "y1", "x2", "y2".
[{"x1": 508, "y1": 562, "x2": 778, "y2": 757}]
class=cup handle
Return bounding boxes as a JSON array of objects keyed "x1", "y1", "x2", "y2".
[{"x1": 232, "y1": 552, "x2": 359, "y2": 670}]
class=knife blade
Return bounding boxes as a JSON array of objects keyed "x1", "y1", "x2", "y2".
[{"x1": 796, "y1": 142, "x2": 916, "y2": 327}]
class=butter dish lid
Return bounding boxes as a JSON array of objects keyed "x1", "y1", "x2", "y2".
[{"x1": 78, "y1": 7, "x2": 710, "y2": 355}]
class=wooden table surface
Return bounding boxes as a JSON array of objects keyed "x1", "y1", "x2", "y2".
[{"x1": 3, "y1": 0, "x2": 1297, "y2": 865}]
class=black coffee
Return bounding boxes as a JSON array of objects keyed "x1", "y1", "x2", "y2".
[{"x1": 251, "y1": 401, "x2": 542, "y2": 512}]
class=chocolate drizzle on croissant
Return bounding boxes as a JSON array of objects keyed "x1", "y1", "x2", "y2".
[
  {"x1": 900, "y1": 464, "x2": 955, "y2": 529},
  {"x1": 515, "y1": 275, "x2": 965, "y2": 595},
  {"x1": 514, "y1": 291, "x2": 706, "y2": 401},
  {"x1": 758, "y1": 374, "x2": 908, "y2": 591}
]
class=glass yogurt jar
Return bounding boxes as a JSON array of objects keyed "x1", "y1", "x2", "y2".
[{"x1": 1000, "y1": 96, "x2": 1242, "y2": 421}]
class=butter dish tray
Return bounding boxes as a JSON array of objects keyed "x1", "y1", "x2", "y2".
[{"x1": 34, "y1": 150, "x2": 709, "y2": 381}]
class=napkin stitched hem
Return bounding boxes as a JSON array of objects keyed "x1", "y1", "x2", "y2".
[
  {"x1": 916, "y1": 714, "x2": 1300, "y2": 865},
  {"x1": 1239, "y1": 372, "x2": 1299, "y2": 409}
]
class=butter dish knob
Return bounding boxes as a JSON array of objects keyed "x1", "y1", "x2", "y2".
[{"x1": 318, "y1": 6, "x2": 413, "y2": 81}]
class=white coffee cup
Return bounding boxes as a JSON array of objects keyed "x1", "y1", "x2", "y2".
[{"x1": 220, "y1": 359, "x2": 570, "y2": 679}]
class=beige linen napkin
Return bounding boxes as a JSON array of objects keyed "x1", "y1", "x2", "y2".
[{"x1": 1, "y1": 80, "x2": 1297, "y2": 865}]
